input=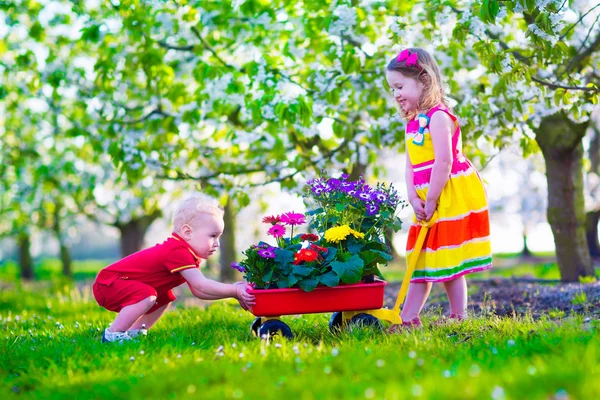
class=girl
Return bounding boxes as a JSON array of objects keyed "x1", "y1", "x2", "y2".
[{"x1": 385, "y1": 48, "x2": 492, "y2": 332}]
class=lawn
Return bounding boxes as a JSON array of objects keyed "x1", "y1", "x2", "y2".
[{"x1": 1, "y1": 281, "x2": 599, "y2": 399}]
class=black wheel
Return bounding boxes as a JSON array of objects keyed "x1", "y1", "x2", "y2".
[
  {"x1": 329, "y1": 312, "x2": 344, "y2": 333},
  {"x1": 250, "y1": 317, "x2": 262, "y2": 337},
  {"x1": 349, "y1": 313, "x2": 382, "y2": 331},
  {"x1": 257, "y1": 319, "x2": 294, "y2": 340}
]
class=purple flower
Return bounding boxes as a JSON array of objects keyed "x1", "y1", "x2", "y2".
[
  {"x1": 358, "y1": 191, "x2": 372, "y2": 201},
  {"x1": 372, "y1": 191, "x2": 388, "y2": 203},
  {"x1": 340, "y1": 181, "x2": 355, "y2": 192},
  {"x1": 366, "y1": 203, "x2": 380, "y2": 216},
  {"x1": 267, "y1": 224, "x2": 286, "y2": 237},
  {"x1": 341, "y1": 173, "x2": 349, "y2": 180},
  {"x1": 280, "y1": 211, "x2": 306, "y2": 226},
  {"x1": 327, "y1": 178, "x2": 341, "y2": 189},
  {"x1": 257, "y1": 247, "x2": 277, "y2": 259},
  {"x1": 231, "y1": 262, "x2": 246, "y2": 273}
]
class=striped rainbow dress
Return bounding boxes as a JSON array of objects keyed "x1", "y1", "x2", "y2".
[{"x1": 406, "y1": 104, "x2": 492, "y2": 282}]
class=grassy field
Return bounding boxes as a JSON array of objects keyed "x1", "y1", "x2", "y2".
[
  {"x1": 3, "y1": 253, "x2": 595, "y2": 284},
  {"x1": 1, "y1": 281, "x2": 599, "y2": 399}
]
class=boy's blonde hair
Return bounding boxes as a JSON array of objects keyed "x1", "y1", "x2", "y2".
[
  {"x1": 386, "y1": 47, "x2": 449, "y2": 121},
  {"x1": 172, "y1": 193, "x2": 224, "y2": 232}
]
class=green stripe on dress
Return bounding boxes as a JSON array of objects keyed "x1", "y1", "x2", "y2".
[{"x1": 412, "y1": 256, "x2": 493, "y2": 279}]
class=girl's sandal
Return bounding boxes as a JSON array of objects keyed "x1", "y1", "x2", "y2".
[{"x1": 388, "y1": 317, "x2": 423, "y2": 334}]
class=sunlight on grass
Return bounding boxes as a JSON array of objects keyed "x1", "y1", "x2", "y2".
[{"x1": 1, "y1": 282, "x2": 599, "y2": 399}]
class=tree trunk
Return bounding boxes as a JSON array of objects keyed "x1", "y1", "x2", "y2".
[
  {"x1": 219, "y1": 200, "x2": 237, "y2": 282},
  {"x1": 521, "y1": 233, "x2": 532, "y2": 258},
  {"x1": 585, "y1": 210, "x2": 600, "y2": 257},
  {"x1": 349, "y1": 161, "x2": 367, "y2": 181},
  {"x1": 586, "y1": 121, "x2": 600, "y2": 257},
  {"x1": 535, "y1": 112, "x2": 594, "y2": 282},
  {"x1": 115, "y1": 210, "x2": 162, "y2": 257},
  {"x1": 53, "y1": 202, "x2": 72, "y2": 278},
  {"x1": 17, "y1": 232, "x2": 34, "y2": 280}
]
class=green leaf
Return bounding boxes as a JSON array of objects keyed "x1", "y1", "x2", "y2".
[
  {"x1": 29, "y1": 21, "x2": 44, "y2": 41},
  {"x1": 488, "y1": 0, "x2": 499, "y2": 21},
  {"x1": 275, "y1": 248, "x2": 295, "y2": 266},
  {"x1": 479, "y1": 0, "x2": 490, "y2": 23},
  {"x1": 318, "y1": 271, "x2": 340, "y2": 287},
  {"x1": 298, "y1": 278, "x2": 319, "y2": 292},
  {"x1": 335, "y1": 202, "x2": 346, "y2": 212},
  {"x1": 292, "y1": 265, "x2": 313, "y2": 277},
  {"x1": 331, "y1": 254, "x2": 364, "y2": 284}
]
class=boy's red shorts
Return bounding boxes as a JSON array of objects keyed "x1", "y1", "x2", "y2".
[{"x1": 93, "y1": 278, "x2": 176, "y2": 314}]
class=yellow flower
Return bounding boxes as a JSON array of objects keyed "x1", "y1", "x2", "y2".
[
  {"x1": 324, "y1": 225, "x2": 365, "y2": 243},
  {"x1": 324, "y1": 225, "x2": 352, "y2": 243},
  {"x1": 350, "y1": 229, "x2": 364, "y2": 239}
]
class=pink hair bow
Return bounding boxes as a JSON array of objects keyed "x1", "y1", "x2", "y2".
[{"x1": 397, "y1": 49, "x2": 421, "y2": 69}]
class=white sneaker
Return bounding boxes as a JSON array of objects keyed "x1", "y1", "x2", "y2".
[
  {"x1": 102, "y1": 328, "x2": 133, "y2": 343},
  {"x1": 127, "y1": 328, "x2": 148, "y2": 338}
]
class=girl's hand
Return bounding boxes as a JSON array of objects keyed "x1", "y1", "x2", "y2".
[
  {"x1": 424, "y1": 199, "x2": 437, "y2": 221},
  {"x1": 410, "y1": 197, "x2": 426, "y2": 222}
]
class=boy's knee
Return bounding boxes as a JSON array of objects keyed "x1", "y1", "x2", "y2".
[{"x1": 143, "y1": 295, "x2": 157, "y2": 307}]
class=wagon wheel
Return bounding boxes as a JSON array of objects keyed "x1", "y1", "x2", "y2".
[
  {"x1": 250, "y1": 317, "x2": 262, "y2": 337},
  {"x1": 329, "y1": 312, "x2": 344, "y2": 333},
  {"x1": 257, "y1": 319, "x2": 294, "y2": 340},
  {"x1": 349, "y1": 313, "x2": 382, "y2": 331}
]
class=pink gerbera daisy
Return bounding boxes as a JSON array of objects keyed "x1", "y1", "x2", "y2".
[
  {"x1": 267, "y1": 224, "x2": 286, "y2": 237},
  {"x1": 280, "y1": 211, "x2": 306, "y2": 226}
]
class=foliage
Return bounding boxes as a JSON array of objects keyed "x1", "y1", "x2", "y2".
[{"x1": 235, "y1": 174, "x2": 405, "y2": 291}]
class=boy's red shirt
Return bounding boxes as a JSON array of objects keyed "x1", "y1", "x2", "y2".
[{"x1": 95, "y1": 233, "x2": 201, "y2": 294}]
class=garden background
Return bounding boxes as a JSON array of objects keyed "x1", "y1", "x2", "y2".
[{"x1": 2, "y1": 0, "x2": 600, "y2": 399}]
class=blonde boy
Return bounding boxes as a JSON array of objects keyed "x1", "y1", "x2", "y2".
[{"x1": 93, "y1": 193, "x2": 254, "y2": 343}]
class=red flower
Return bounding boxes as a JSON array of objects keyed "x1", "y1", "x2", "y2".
[
  {"x1": 300, "y1": 233, "x2": 319, "y2": 242},
  {"x1": 293, "y1": 249, "x2": 319, "y2": 264},
  {"x1": 262, "y1": 214, "x2": 281, "y2": 224},
  {"x1": 309, "y1": 244, "x2": 328, "y2": 254}
]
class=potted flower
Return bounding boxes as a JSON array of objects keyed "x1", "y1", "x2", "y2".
[
  {"x1": 304, "y1": 172, "x2": 406, "y2": 284},
  {"x1": 232, "y1": 173, "x2": 406, "y2": 294}
]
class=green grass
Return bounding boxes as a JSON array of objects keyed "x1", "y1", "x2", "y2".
[
  {"x1": 0, "y1": 259, "x2": 113, "y2": 282},
  {"x1": 1, "y1": 282, "x2": 599, "y2": 399}
]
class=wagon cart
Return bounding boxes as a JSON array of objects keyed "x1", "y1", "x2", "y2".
[{"x1": 248, "y1": 214, "x2": 436, "y2": 339}]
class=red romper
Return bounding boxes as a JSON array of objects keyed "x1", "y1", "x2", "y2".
[{"x1": 93, "y1": 234, "x2": 201, "y2": 314}]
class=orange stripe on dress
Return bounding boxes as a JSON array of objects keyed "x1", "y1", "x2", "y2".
[{"x1": 407, "y1": 210, "x2": 490, "y2": 251}]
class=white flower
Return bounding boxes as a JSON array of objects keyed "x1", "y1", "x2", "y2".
[
  {"x1": 261, "y1": 104, "x2": 276, "y2": 120},
  {"x1": 329, "y1": 5, "x2": 357, "y2": 36}
]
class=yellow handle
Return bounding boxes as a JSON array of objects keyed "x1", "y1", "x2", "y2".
[{"x1": 392, "y1": 212, "x2": 438, "y2": 313}]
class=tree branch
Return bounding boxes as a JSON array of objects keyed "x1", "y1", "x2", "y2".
[
  {"x1": 112, "y1": 106, "x2": 176, "y2": 125},
  {"x1": 559, "y1": 3, "x2": 600, "y2": 41},
  {"x1": 531, "y1": 76, "x2": 599, "y2": 91},
  {"x1": 556, "y1": 19, "x2": 600, "y2": 81},
  {"x1": 157, "y1": 39, "x2": 195, "y2": 51},
  {"x1": 190, "y1": 26, "x2": 237, "y2": 70}
]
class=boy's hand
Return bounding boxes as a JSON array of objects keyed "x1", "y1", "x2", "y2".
[
  {"x1": 410, "y1": 197, "x2": 426, "y2": 222},
  {"x1": 233, "y1": 281, "x2": 255, "y2": 311}
]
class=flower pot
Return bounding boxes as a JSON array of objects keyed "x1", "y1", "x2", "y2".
[{"x1": 248, "y1": 281, "x2": 387, "y2": 317}]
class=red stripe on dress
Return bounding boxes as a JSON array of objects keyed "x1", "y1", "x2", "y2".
[{"x1": 406, "y1": 209, "x2": 490, "y2": 252}]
